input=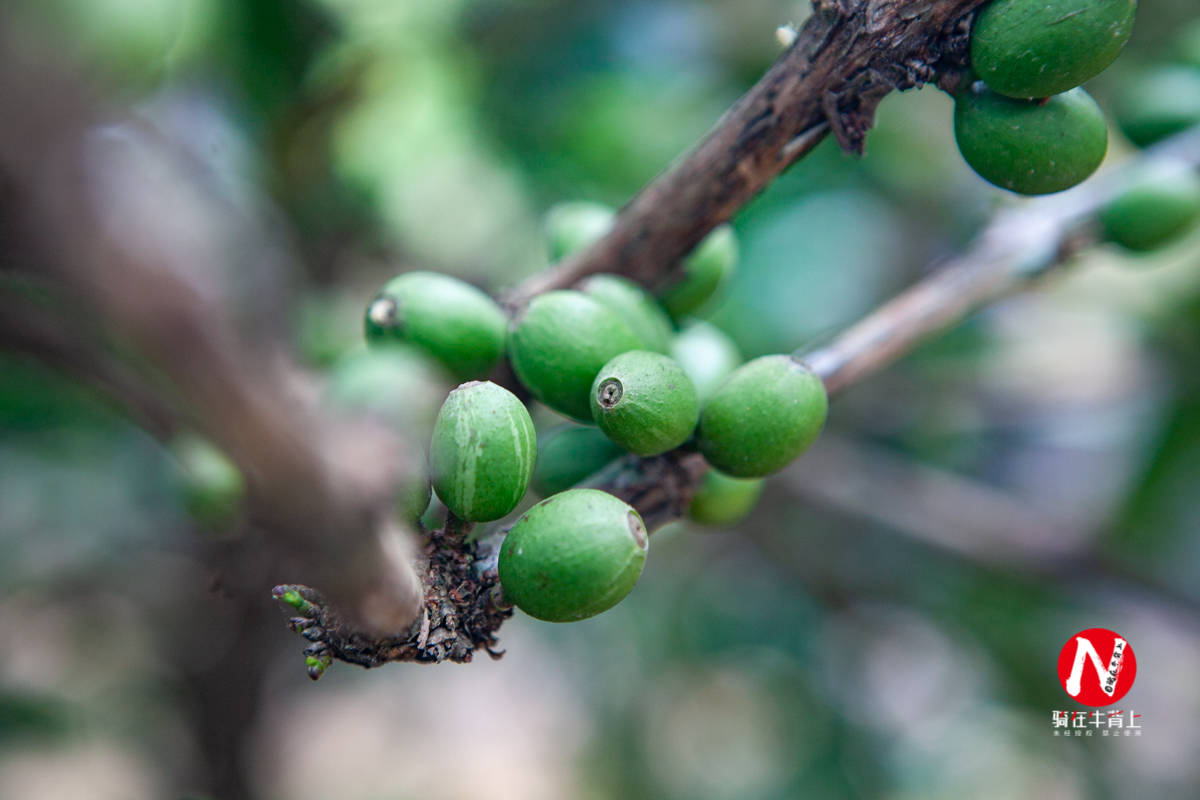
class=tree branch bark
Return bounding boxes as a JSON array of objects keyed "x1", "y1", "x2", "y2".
[
  {"x1": 803, "y1": 125, "x2": 1200, "y2": 393},
  {"x1": 506, "y1": 0, "x2": 985, "y2": 306}
]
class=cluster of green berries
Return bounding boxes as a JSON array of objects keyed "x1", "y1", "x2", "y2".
[
  {"x1": 1102, "y1": 19, "x2": 1200, "y2": 253},
  {"x1": 953, "y1": 2, "x2": 1200, "y2": 252},
  {"x1": 352, "y1": 201, "x2": 827, "y2": 623},
  {"x1": 954, "y1": 0, "x2": 1137, "y2": 195}
]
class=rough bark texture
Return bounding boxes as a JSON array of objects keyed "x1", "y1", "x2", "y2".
[{"x1": 277, "y1": 528, "x2": 511, "y2": 671}]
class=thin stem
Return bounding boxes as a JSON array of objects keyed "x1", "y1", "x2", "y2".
[{"x1": 804, "y1": 126, "x2": 1200, "y2": 394}]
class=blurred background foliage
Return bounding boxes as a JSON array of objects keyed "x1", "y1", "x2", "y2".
[{"x1": 2, "y1": 0, "x2": 1200, "y2": 798}]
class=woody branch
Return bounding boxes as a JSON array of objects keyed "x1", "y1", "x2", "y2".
[{"x1": 506, "y1": 0, "x2": 987, "y2": 306}]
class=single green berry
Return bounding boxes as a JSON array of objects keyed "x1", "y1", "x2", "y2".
[
  {"x1": 296, "y1": 292, "x2": 361, "y2": 367},
  {"x1": 580, "y1": 274, "x2": 674, "y2": 354},
  {"x1": 590, "y1": 351, "x2": 699, "y2": 456},
  {"x1": 532, "y1": 425, "x2": 626, "y2": 497},
  {"x1": 498, "y1": 488, "x2": 647, "y2": 622},
  {"x1": 171, "y1": 435, "x2": 244, "y2": 530},
  {"x1": 662, "y1": 225, "x2": 738, "y2": 318},
  {"x1": 544, "y1": 201, "x2": 616, "y2": 262},
  {"x1": 669, "y1": 320, "x2": 743, "y2": 403},
  {"x1": 1113, "y1": 66, "x2": 1200, "y2": 148},
  {"x1": 507, "y1": 290, "x2": 643, "y2": 422},
  {"x1": 364, "y1": 271, "x2": 507, "y2": 381},
  {"x1": 324, "y1": 347, "x2": 448, "y2": 438},
  {"x1": 1174, "y1": 18, "x2": 1200, "y2": 69},
  {"x1": 325, "y1": 347, "x2": 444, "y2": 516},
  {"x1": 1100, "y1": 164, "x2": 1200, "y2": 252},
  {"x1": 429, "y1": 381, "x2": 536, "y2": 522},
  {"x1": 954, "y1": 85, "x2": 1107, "y2": 195},
  {"x1": 698, "y1": 355, "x2": 828, "y2": 478},
  {"x1": 397, "y1": 474, "x2": 433, "y2": 524},
  {"x1": 969, "y1": 0, "x2": 1137, "y2": 100},
  {"x1": 688, "y1": 469, "x2": 765, "y2": 527}
]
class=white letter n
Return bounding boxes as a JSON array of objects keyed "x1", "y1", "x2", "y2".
[{"x1": 1065, "y1": 636, "x2": 1126, "y2": 697}]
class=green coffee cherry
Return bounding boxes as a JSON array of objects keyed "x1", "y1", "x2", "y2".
[
  {"x1": 365, "y1": 271, "x2": 507, "y2": 381},
  {"x1": 325, "y1": 347, "x2": 443, "y2": 522},
  {"x1": 698, "y1": 355, "x2": 828, "y2": 478},
  {"x1": 1100, "y1": 164, "x2": 1200, "y2": 252},
  {"x1": 580, "y1": 274, "x2": 674, "y2": 354},
  {"x1": 1175, "y1": 18, "x2": 1200, "y2": 69},
  {"x1": 429, "y1": 381, "x2": 536, "y2": 522},
  {"x1": 669, "y1": 320, "x2": 743, "y2": 402},
  {"x1": 970, "y1": 0, "x2": 1136, "y2": 100},
  {"x1": 498, "y1": 488, "x2": 647, "y2": 622},
  {"x1": 508, "y1": 290, "x2": 643, "y2": 422},
  {"x1": 544, "y1": 201, "x2": 615, "y2": 262},
  {"x1": 296, "y1": 292, "x2": 360, "y2": 367},
  {"x1": 532, "y1": 425, "x2": 626, "y2": 497},
  {"x1": 954, "y1": 85, "x2": 1107, "y2": 195},
  {"x1": 590, "y1": 351, "x2": 699, "y2": 456},
  {"x1": 662, "y1": 225, "x2": 737, "y2": 318},
  {"x1": 1113, "y1": 67, "x2": 1200, "y2": 149},
  {"x1": 171, "y1": 435, "x2": 244, "y2": 530},
  {"x1": 688, "y1": 469, "x2": 765, "y2": 527},
  {"x1": 325, "y1": 347, "x2": 448, "y2": 438},
  {"x1": 397, "y1": 475, "x2": 433, "y2": 525}
]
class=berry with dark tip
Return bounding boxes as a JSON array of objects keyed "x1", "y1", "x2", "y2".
[
  {"x1": 365, "y1": 271, "x2": 507, "y2": 381},
  {"x1": 590, "y1": 350, "x2": 699, "y2": 456}
]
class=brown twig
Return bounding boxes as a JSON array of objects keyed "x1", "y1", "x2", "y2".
[
  {"x1": 803, "y1": 125, "x2": 1200, "y2": 394},
  {"x1": 505, "y1": 0, "x2": 983, "y2": 306}
]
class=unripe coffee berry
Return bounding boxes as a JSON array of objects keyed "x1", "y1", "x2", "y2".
[
  {"x1": 1113, "y1": 67, "x2": 1200, "y2": 149},
  {"x1": 324, "y1": 347, "x2": 448, "y2": 437},
  {"x1": 580, "y1": 274, "x2": 674, "y2": 354},
  {"x1": 532, "y1": 425, "x2": 626, "y2": 497},
  {"x1": 544, "y1": 201, "x2": 615, "y2": 262},
  {"x1": 429, "y1": 381, "x2": 536, "y2": 522},
  {"x1": 669, "y1": 320, "x2": 743, "y2": 403},
  {"x1": 171, "y1": 435, "x2": 244, "y2": 531},
  {"x1": 662, "y1": 224, "x2": 737, "y2": 318},
  {"x1": 1100, "y1": 164, "x2": 1200, "y2": 253},
  {"x1": 954, "y1": 85, "x2": 1107, "y2": 195},
  {"x1": 698, "y1": 355, "x2": 827, "y2": 478},
  {"x1": 1175, "y1": 18, "x2": 1200, "y2": 69},
  {"x1": 396, "y1": 475, "x2": 433, "y2": 525},
  {"x1": 499, "y1": 488, "x2": 647, "y2": 622},
  {"x1": 970, "y1": 0, "x2": 1136, "y2": 100},
  {"x1": 590, "y1": 351, "x2": 699, "y2": 456},
  {"x1": 325, "y1": 347, "x2": 445, "y2": 520},
  {"x1": 365, "y1": 271, "x2": 507, "y2": 381},
  {"x1": 688, "y1": 469, "x2": 764, "y2": 527},
  {"x1": 508, "y1": 290, "x2": 643, "y2": 422}
]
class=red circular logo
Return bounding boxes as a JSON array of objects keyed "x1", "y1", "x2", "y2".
[{"x1": 1056, "y1": 628, "x2": 1137, "y2": 706}]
